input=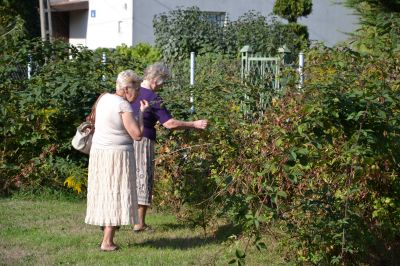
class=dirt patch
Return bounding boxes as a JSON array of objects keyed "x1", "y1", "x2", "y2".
[{"x1": 0, "y1": 244, "x2": 34, "y2": 265}]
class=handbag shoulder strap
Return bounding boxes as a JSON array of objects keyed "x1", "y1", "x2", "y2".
[{"x1": 86, "y1": 92, "x2": 107, "y2": 124}]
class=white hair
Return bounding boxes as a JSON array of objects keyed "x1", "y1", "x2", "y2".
[
  {"x1": 143, "y1": 62, "x2": 171, "y2": 85},
  {"x1": 116, "y1": 70, "x2": 142, "y2": 91}
]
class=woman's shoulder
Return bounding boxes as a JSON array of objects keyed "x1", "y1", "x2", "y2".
[
  {"x1": 101, "y1": 92, "x2": 114, "y2": 100},
  {"x1": 99, "y1": 94, "x2": 128, "y2": 109},
  {"x1": 103, "y1": 93, "x2": 125, "y2": 102},
  {"x1": 140, "y1": 87, "x2": 160, "y2": 100}
]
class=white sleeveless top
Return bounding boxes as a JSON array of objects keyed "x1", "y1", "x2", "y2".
[{"x1": 92, "y1": 93, "x2": 134, "y2": 150}]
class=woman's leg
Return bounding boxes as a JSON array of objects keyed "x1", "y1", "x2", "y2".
[
  {"x1": 101, "y1": 226, "x2": 117, "y2": 251},
  {"x1": 136, "y1": 205, "x2": 148, "y2": 229},
  {"x1": 134, "y1": 138, "x2": 155, "y2": 230}
]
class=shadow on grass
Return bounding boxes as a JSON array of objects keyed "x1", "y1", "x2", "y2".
[
  {"x1": 135, "y1": 223, "x2": 243, "y2": 250},
  {"x1": 156, "y1": 222, "x2": 193, "y2": 231},
  {"x1": 134, "y1": 235, "x2": 215, "y2": 249},
  {"x1": 118, "y1": 222, "x2": 194, "y2": 232},
  {"x1": 214, "y1": 223, "x2": 243, "y2": 241}
]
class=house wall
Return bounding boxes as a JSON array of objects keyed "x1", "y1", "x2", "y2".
[
  {"x1": 132, "y1": 0, "x2": 359, "y2": 47},
  {"x1": 86, "y1": 0, "x2": 134, "y2": 49},
  {"x1": 52, "y1": 12, "x2": 69, "y2": 42},
  {"x1": 298, "y1": 0, "x2": 358, "y2": 46},
  {"x1": 69, "y1": 11, "x2": 88, "y2": 47}
]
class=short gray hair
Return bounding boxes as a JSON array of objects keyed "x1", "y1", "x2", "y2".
[
  {"x1": 116, "y1": 70, "x2": 142, "y2": 91},
  {"x1": 143, "y1": 62, "x2": 171, "y2": 85}
]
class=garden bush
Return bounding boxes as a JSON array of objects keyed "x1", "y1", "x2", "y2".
[
  {"x1": 153, "y1": 6, "x2": 309, "y2": 62},
  {"x1": 0, "y1": 39, "x2": 160, "y2": 195},
  {"x1": 1, "y1": 4, "x2": 399, "y2": 263},
  {"x1": 152, "y1": 47, "x2": 400, "y2": 264}
]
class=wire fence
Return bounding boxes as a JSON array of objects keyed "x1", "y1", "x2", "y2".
[
  {"x1": 239, "y1": 45, "x2": 304, "y2": 119},
  {"x1": 8, "y1": 55, "x2": 41, "y2": 81},
  {"x1": 8, "y1": 49, "x2": 304, "y2": 121}
]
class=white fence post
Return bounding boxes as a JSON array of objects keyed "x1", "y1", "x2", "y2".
[
  {"x1": 102, "y1": 52, "x2": 107, "y2": 82},
  {"x1": 190, "y1": 52, "x2": 195, "y2": 114},
  {"x1": 298, "y1": 52, "x2": 304, "y2": 89},
  {"x1": 27, "y1": 54, "x2": 32, "y2": 79}
]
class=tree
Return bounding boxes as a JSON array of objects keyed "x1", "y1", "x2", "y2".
[
  {"x1": 273, "y1": 0, "x2": 312, "y2": 51},
  {"x1": 153, "y1": 7, "x2": 230, "y2": 63},
  {"x1": 153, "y1": 6, "x2": 304, "y2": 61},
  {"x1": 273, "y1": 0, "x2": 312, "y2": 23},
  {"x1": 0, "y1": 7, "x2": 26, "y2": 54},
  {"x1": 0, "y1": 0, "x2": 40, "y2": 38}
]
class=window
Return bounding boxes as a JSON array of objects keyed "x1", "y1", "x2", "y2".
[{"x1": 203, "y1": 11, "x2": 227, "y2": 27}]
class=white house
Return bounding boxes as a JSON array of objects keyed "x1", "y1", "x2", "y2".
[{"x1": 48, "y1": 0, "x2": 359, "y2": 49}]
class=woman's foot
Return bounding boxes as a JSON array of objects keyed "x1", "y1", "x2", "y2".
[
  {"x1": 133, "y1": 224, "x2": 153, "y2": 233},
  {"x1": 100, "y1": 244, "x2": 119, "y2": 252},
  {"x1": 101, "y1": 226, "x2": 118, "y2": 251}
]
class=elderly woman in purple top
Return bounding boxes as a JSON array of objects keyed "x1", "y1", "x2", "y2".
[{"x1": 130, "y1": 62, "x2": 208, "y2": 232}]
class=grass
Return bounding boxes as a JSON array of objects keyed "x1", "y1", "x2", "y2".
[{"x1": 0, "y1": 197, "x2": 290, "y2": 265}]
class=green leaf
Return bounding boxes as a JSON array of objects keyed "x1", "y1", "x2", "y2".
[
  {"x1": 245, "y1": 214, "x2": 254, "y2": 219},
  {"x1": 254, "y1": 219, "x2": 260, "y2": 229},
  {"x1": 276, "y1": 191, "x2": 287, "y2": 198},
  {"x1": 256, "y1": 242, "x2": 267, "y2": 251},
  {"x1": 236, "y1": 249, "x2": 246, "y2": 259},
  {"x1": 377, "y1": 110, "x2": 386, "y2": 119},
  {"x1": 290, "y1": 151, "x2": 297, "y2": 160},
  {"x1": 275, "y1": 138, "x2": 284, "y2": 147},
  {"x1": 228, "y1": 259, "x2": 237, "y2": 264}
]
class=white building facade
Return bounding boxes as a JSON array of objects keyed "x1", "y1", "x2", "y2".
[{"x1": 49, "y1": 0, "x2": 358, "y2": 49}]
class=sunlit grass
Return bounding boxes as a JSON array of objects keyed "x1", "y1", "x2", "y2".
[{"x1": 0, "y1": 198, "x2": 290, "y2": 265}]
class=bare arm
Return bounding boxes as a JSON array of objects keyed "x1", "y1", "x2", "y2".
[
  {"x1": 162, "y1": 118, "x2": 208, "y2": 130},
  {"x1": 121, "y1": 100, "x2": 149, "y2": 140},
  {"x1": 122, "y1": 112, "x2": 142, "y2": 141}
]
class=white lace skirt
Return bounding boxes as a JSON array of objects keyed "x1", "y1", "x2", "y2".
[{"x1": 85, "y1": 148, "x2": 138, "y2": 226}]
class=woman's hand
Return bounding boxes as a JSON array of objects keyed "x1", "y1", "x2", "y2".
[
  {"x1": 140, "y1": 99, "x2": 150, "y2": 112},
  {"x1": 193, "y1": 119, "x2": 208, "y2": 129}
]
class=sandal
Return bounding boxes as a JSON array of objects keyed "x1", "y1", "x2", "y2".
[
  {"x1": 133, "y1": 225, "x2": 153, "y2": 233},
  {"x1": 100, "y1": 245, "x2": 119, "y2": 252}
]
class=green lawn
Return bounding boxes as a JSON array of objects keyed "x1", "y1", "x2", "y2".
[{"x1": 0, "y1": 198, "x2": 289, "y2": 265}]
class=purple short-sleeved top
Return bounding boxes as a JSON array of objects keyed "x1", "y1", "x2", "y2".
[{"x1": 131, "y1": 87, "x2": 172, "y2": 140}]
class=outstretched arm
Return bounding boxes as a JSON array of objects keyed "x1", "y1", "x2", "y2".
[{"x1": 162, "y1": 118, "x2": 208, "y2": 130}]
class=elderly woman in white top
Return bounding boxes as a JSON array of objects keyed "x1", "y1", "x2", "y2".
[{"x1": 85, "y1": 70, "x2": 149, "y2": 251}]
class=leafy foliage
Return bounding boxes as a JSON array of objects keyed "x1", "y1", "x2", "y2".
[
  {"x1": 152, "y1": 41, "x2": 400, "y2": 266},
  {"x1": 345, "y1": 0, "x2": 400, "y2": 54},
  {"x1": 0, "y1": 0, "x2": 40, "y2": 38},
  {"x1": 0, "y1": 6, "x2": 26, "y2": 52},
  {"x1": 0, "y1": 39, "x2": 160, "y2": 195},
  {"x1": 1, "y1": 39, "x2": 103, "y2": 194},
  {"x1": 273, "y1": 0, "x2": 313, "y2": 23},
  {"x1": 153, "y1": 6, "x2": 235, "y2": 63},
  {"x1": 112, "y1": 43, "x2": 161, "y2": 74},
  {"x1": 2, "y1": 3, "x2": 400, "y2": 264},
  {"x1": 272, "y1": 0, "x2": 312, "y2": 51},
  {"x1": 280, "y1": 23, "x2": 310, "y2": 52},
  {"x1": 227, "y1": 11, "x2": 302, "y2": 56},
  {"x1": 153, "y1": 7, "x2": 309, "y2": 62},
  {"x1": 274, "y1": 46, "x2": 400, "y2": 264}
]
